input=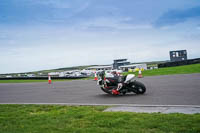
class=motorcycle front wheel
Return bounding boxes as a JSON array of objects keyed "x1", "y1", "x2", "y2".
[
  {"x1": 133, "y1": 81, "x2": 146, "y2": 94},
  {"x1": 101, "y1": 87, "x2": 112, "y2": 94}
]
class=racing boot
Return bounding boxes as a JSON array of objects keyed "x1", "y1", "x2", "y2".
[{"x1": 112, "y1": 89, "x2": 120, "y2": 95}]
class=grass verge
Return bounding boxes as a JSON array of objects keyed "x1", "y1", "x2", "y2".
[
  {"x1": 124, "y1": 63, "x2": 200, "y2": 77},
  {"x1": 0, "y1": 104, "x2": 200, "y2": 133}
]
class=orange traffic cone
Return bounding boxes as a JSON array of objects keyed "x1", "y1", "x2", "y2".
[
  {"x1": 94, "y1": 72, "x2": 98, "y2": 81},
  {"x1": 48, "y1": 75, "x2": 52, "y2": 84},
  {"x1": 138, "y1": 69, "x2": 143, "y2": 78}
]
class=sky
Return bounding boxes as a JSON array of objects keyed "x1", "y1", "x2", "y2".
[{"x1": 0, "y1": 0, "x2": 200, "y2": 74}]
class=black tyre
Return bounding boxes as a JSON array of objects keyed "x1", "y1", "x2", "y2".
[
  {"x1": 122, "y1": 92, "x2": 126, "y2": 95},
  {"x1": 133, "y1": 81, "x2": 146, "y2": 94},
  {"x1": 101, "y1": 87, "x2": 112, "y2": 94}
]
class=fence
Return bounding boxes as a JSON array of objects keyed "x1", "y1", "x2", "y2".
[
  {"x1": 158, "y1": 58, "x2": 200, "y2": 68},
  {"x1": 0, "y1": 76, "x2": 88, "y2": 80}
]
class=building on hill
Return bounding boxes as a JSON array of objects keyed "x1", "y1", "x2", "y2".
[
  {"x1": 113, "y1": 59, "x2": 130, "y2": 69},
  {"x1": 170, "y1": 50, "x2": 187, "y2": 62},
  {"x1": 85, "y1": 59, "x2": 148, "y2": 72},
  {"x1": 86, "y1": 65, "x2": 112, "y2": 71},
  {"x1": 48, "y1": 72, "x2": 60, "y2": 77},
  {"x1": 119, "y1": 64, "x2": 147, "y2": 72}
]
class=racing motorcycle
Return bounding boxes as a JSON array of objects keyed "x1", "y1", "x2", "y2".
[{"x1": 97, "y1": 71, "x2": 146, "y2": 95}]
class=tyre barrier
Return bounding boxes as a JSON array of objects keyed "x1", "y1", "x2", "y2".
[{"x1": 158, "y1": 58, "x2": 200, "y2": 68}]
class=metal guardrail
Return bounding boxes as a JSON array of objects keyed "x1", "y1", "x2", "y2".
[{"x1": 0, "y1": 76, "x2": 89, "y2": 80}]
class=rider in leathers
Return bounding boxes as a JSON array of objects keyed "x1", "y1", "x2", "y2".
[{"x1": 111, "y1": 71, "x2": 123, "y2": 95}]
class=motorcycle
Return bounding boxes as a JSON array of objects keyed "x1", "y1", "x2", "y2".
[{"x1": 97, "y1": 71, "x2": 146, "y2": 95}]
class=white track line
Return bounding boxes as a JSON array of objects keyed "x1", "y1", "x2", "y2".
[{"x1": 1, "y1": 103, "x2": 200, "y2": 108}]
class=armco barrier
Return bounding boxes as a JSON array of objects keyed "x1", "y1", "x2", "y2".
[
  {"x1": 158, "y1": 58, "x2": 200, "y2": 68},
  {"x1": 0, "y1": 76, "x2": 88, "y2": 80}
]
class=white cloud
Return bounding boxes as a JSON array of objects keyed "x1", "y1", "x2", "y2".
[
  {"x1": 79, "y1": 16, "x2": 153, "y2": 32},
  {"x1": 1, "y1": 36, "x2": 199, "y2": 74},
  {"x1": 0, "y1": 37, "x2": 174, "y2": 73},
  {"x1": 1, "y1": 13, "x2": 200, "y2": 73},
  {"x1": 30, "y1": 0, "x2": 71, "y2": 8}
]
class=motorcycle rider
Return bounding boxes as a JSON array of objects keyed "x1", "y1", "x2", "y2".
[
  {"x1": 98, "y1": 70, "x2": 146, "y2": 95},
  {"x1": 111, "y1": 71, "x2": 123, "y2": 95}
]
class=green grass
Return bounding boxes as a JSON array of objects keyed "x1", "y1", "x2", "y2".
[
  {"x1": 0, "y1": 77, "x2": 94, "y2": 83},
  {"x1": 0, "y1": 105, "x2": 200, "y2": 133},
  {"x1": 124, "y1": 63, "x2": 200, "y2": 77}
]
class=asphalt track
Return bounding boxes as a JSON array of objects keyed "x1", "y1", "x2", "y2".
[{"x1": 0, "y1": 73, "x2": 200, "y2": 105}]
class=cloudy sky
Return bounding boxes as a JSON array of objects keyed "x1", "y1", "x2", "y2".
[{"x1": 0, "y1": 0, "x2": 200, "y2": 74}]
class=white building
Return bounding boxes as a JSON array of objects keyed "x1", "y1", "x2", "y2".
[
  {"x1": 86, "y1": 65, "x2": 112, "y2": 71},
  {"x1": 27, "y1": 74, "x2": 35, "y2": 77},
  {"x1": 119, "y1": 64, "x2": 147, "y2": 71},
  {"x1": 59, "y1": 72, "x2": 65, "y2": 77},
  {"x1": 48, "y1": 72, "x2": 60, "y2": 77},
  {"x1": 80, "y1": 69, "x2": 94, "y2": 76},
  {"x1": 49, "y1": 71, "x2": 80, "y2": 77}
]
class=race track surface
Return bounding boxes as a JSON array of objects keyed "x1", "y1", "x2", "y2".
[{"x1": 0, "y1": 74, "x2": 200, "y2": 105}]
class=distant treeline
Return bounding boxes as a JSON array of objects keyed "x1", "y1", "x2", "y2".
[
  {"x1": 0, "y1": 76, "x2": 88, "y2": 80},
  {"x1": 158, "y1": 58, "x2": 200, "y2": 68}
]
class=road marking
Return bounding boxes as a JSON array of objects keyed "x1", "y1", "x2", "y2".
[{"x1": 1, "y1": 103, "x2": 200, "y2": 107}]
